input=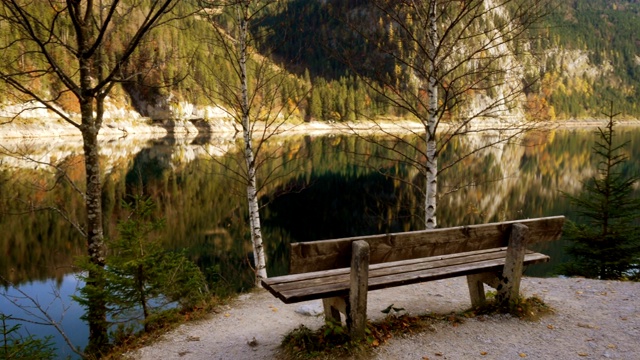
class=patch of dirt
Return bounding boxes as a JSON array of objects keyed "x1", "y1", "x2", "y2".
[{"x1": 127, "y1": 277, "x2": 640, "y2": 359}]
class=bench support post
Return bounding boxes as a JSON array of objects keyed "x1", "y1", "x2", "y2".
[
  {"x1": 348, "y1": 240, "x2": 369, "y2": 340},
  {"x1": 323, "y1": 297, "x2": 346, "y2": 324},
  {"x1": 497, "y1": 223, "x2": 529, "y2": 305},
  {"x1": 467, "y1": 274, "x2": 486, "y2": 307},
  {"x1": 467, "y1": 272, "x2": 502, "y2": 307}
]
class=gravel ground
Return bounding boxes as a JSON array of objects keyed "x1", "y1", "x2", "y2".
[{"x1": 127, "y1": 277, "x2": 640, "y2": 360}]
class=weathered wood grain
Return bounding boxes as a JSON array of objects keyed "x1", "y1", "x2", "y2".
[
  {"x1": 498, "y1": 223, "x2": 528, "y2": 304},
  {"x1": 262, "y1": 249, "x2": 549, "y2": 303},
  {"x1": 289, "y1": 216, "x2": 564, "y2": 274},
  {"x1": 349, "y1": 240, "x2": 369, "y2": 339},
  {"x1": 322, "y1": 297, "x2": 346, "y2": 324}
]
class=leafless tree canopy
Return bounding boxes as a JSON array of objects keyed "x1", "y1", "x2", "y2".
[{"x1": 328, "y1": 0, "x2": 552, "y2": 228}]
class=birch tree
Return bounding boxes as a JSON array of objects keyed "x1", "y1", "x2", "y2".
[
  {"x1": 336, "y1": 0, "x2": 551, "y2": 228},
  {"x1": 0, "y1": 0, "x2": 180, "y2": 354},
  {"x1": 197, "y1": 0, "x2": 306, "y2": 286}
]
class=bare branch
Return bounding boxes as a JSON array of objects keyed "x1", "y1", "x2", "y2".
[{"x1": 0, "y1": 275, "x2": 85, "y2": 358}]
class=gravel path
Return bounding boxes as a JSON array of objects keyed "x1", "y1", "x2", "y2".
[{"x1": 127, "y1": 277, "x2": 640, "y2": 360}]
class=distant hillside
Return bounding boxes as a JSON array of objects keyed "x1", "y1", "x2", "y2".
[
  {"x1": 1, "y1": 0, "x2": 639, "y2": 123},
  {"x1": 259, "y1": 0, "x2": 640, "y2": 120},
  {"x1": 538, "y1": 0, "x2": 640, "y2": 117}
]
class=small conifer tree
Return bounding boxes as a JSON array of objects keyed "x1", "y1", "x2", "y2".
[
  {"x1": 75, "y1": 196, "x2": 209, "y2": 342},
  {"x1": 0, "y1": 314, "x2": 57, "y2": 360},
  {"x1": 561, "y1": 104, "x2": 640, "y2": 279}
]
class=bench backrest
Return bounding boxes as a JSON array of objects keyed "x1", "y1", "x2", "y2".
[{"x1": 289, "y1": 216, "x2": 565, "y2": 274}]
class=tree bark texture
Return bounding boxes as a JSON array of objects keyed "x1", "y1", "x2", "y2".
[
  {"x1": 425, "y1": 0, "x2": 439, "y2": 229},
  {"x1": 238, "y1": 3, "x2": 267, "y2": 285}
]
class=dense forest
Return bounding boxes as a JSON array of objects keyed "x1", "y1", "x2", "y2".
[{"x1": 1, "y1": 0, "x2": 639, "y2": 122}]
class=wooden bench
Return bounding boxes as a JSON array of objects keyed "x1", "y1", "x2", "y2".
[{"x1": 261, "y1": 216, "x2": 564, "y2": 339}]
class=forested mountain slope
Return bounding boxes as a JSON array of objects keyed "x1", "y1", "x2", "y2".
[
  {"x1": 538, "y1": 0, "x2": 640, "y2": 117},
  {"x1": 1, "y1": 0, "x2": 639, "y2": 123}
]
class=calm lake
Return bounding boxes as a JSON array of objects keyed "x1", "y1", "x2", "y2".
[{"x1": 1, "y1": 125, "x2": 639, "y2": 357}]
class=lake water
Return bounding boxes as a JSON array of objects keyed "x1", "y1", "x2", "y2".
[{"x1": 1, "y1": 125, "x2": 639, "y2": 357}]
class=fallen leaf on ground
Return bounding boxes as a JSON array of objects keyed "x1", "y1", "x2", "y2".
[
  {"x1": 577, "y1": 323, "x2": 596, "y2": 329},
  {"x1": 578, "y1": 352, "x2": 588, "y2": 356},
  {"x1": 519, "y1": 353, "x2": 527, "y2": 357},
  {"x1": 607, "y1": 344, "x2": 616, "y2": 349},
  {"x1": 480, "y1": 351, "x2": 488, "y2": 355},
  {"x1": 547, "y1": 324, "x2": 554, "y2": 329}
]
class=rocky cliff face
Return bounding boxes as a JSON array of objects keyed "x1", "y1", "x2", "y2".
[{"x1": 0, "y1": 93, "x2": 237, "y2": 139}]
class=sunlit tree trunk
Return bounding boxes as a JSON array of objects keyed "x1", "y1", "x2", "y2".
[
  {"x1": 425, "y1": 0, "x2": 439, "y2": 229},
  {"x1": 238, "y1": 4, "x2": 267, "y2": 285},
  {"x1": 197, "y1": 0, "x2": 305, "y2": 286}
]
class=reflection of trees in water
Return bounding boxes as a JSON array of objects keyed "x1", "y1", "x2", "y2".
[
  {"x1": 437, "y1": 133, "x2": 526, "y2": 226},
  {"x1": 262, "y1": 170, "x2": 418, "y2": 242},
  {"x1": 2, "y1": 129, "x2": 640, "y2": 286},
  {"x1": 0, "y1": 165, "x2": 86, "y2": 285}
]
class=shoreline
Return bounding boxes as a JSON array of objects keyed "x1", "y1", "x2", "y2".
[{"x1": 2, "y1": 116, "x2": 639, "y2": 140}]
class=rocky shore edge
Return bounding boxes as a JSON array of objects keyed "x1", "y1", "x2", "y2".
[{"x1": 2, "y1": 114, "x2": 639, "y2": 140}]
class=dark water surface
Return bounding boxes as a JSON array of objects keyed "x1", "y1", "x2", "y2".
[{"x1": 1, "y1": 126, "x2": 639, "y2": 357}]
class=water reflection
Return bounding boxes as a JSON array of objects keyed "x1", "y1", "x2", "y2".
[
  {"x1": 1, "y1": 126, "x2": 639, "y2": 355},
  {"x1": 2, "y1": 128, "x2": 640, "y2": 284}
]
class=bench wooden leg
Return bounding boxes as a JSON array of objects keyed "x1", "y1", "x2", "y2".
[
  {"x1": 497, "y1": 223, "x2": 529, "y2": 305},
  {"x1": 348, "y1": 240, "x2": 370, "y2": 340},
  {"x1": 467, "y1": 272, "x2": 501, "y2": 307},
  {"x1": 467, "y1": 274, "x2": 487, "y2": 307},
  {"x1": 323, "y1": 297, "x2": 347, "y2": 324},
  {"x1": 321, "y1": 240, "x2": 370, "y2": 340}
]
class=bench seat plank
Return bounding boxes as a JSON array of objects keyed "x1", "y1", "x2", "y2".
[
  {"x1": 266, "y1": 247, "x2": 512, "y2": 291},
  {"x1": 261, "y1": 247, "x2": 549, "y2": 303}
]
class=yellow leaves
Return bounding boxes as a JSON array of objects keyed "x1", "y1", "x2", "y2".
[
  {"x1": 480, "y1": 351, "x2": 488, "y2": 355},
  {"x1": 547, "y1": 324, "x2": 555, "y2": 329},
  {"x1": 519, "y1": 353, "x2": 527, "y2": 357},
  {"x1": 578, "y1": 352, "x2": 588, "y2": 357}
]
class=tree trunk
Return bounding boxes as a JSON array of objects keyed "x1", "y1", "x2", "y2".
[
  {"x1": 425, "y1": 0, "x2": 439, "y2": 229},
  {"x1": 238, "y1": 4, "x2": 267, "y2": 285},
  {"x1": 80, "y1": 110, "x2": 109, "y2": 354},
  {"x1": 78, "y1": 43, "x2": 108, "y2": 351}
]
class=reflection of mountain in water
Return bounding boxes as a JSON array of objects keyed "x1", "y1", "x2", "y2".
[{"x1": 1, "y1": 128, "x2": 639, "y2": 285}]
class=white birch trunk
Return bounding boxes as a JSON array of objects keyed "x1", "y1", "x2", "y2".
[
  {"x1": 238, "y1": 4, "x2": 267, "y2": 285},
  {"x1": 425, "y1": 0, "x2": 439, "y2": 229}
]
